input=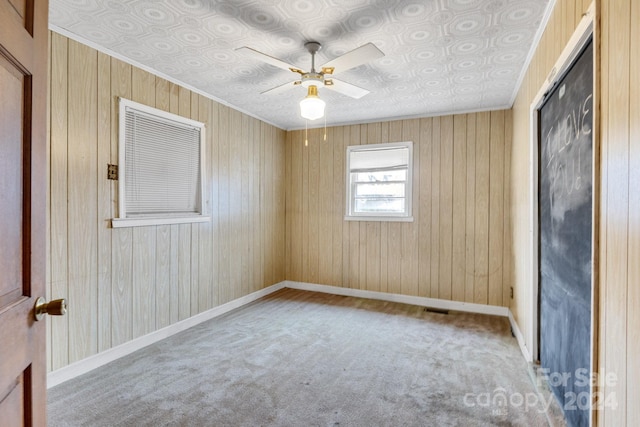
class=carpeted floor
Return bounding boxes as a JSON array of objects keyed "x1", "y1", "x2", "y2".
[{"x1": 48, "y1": 289, "x2": 560, "y2": 426}]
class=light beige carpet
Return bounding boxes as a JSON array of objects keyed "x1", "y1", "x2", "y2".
[{"x1": 48, "y1": 289, "x2": 558, "y2": 426}]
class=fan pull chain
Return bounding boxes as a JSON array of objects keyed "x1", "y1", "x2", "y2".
[
  {"x1": 323, "y1": 114, "x2": 327, "y2": 141},
  {"x1": 304, "y1": 120, "x2": 308, "y2": 147}
]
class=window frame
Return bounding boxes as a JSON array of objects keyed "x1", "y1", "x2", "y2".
[
  {"x1": 345, "y1": 141, "x2": 414, "y2": 222},
  {"x1": 112, "y1": 97, "x2": 209, "y2": 228}
]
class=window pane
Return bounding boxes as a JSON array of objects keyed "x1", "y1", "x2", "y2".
[
  {"x1": 346, "y1": 141, "x2": 413, "y2": 220},
  {"x1": 354, "y1": 198, "x2": 406, "y2": 213},
  {"x1": 353, "y1": 169, "x2": 406, "y2": 182},
  {"x1": 354, "y1": 182, "x2": 405, "y2": 198}
]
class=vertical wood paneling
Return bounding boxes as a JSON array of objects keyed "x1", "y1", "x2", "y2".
[
  {"x1": 49, "y1": 32, "x2": 69, "y2": 370},
  {"x1": 387, "y1": 121, "x2": 403, "y2": 295},
  {"x1": 154, "y1": 78, "x2": 171, "y2": 329},
  {"x1": 565, "y1": 2, "x2": 576, "y2": 49},
  {"x1": 288, "y1": 131, "x2": 301, "y2": 281},
  {"x1": 229, "y1": 109, "x2": 242, "y2": 300},
  {"x1": 331, "y1": 126, "x2": 344, "y2": 287},
  {"x1": 261, "y1": 124, "x2": 269, "y2": 288},
  {"x1": 155, "y1": 224, "x2": 171, "y2": 329},
  {"x1": 429, "y1": 117, "x2": 441, "y2": 298},
  {"x1": 197, "y1": 95, "x2": 213, "y2": 311},
  {"x1": 260, "y1": 124, "x2": 268, "y2": 288},
  {"x1": 240, "y1": 113, "x2": 250, "y2": 297},
  {"x1": 474, "y1": 112, "x2": 491, "y2": 305},
  {"x1": 263, "y1": 123, "x2": 274, "y2": 288},
  {"x1": 602, "y1": 1, "x2": 629, "y2": 425},
  {"x1": 511, "y1": 1, "x2": 640, "y2": 424},
  {"x1": 275, "y1": 128, "x2": 287, "y2": 283},
  {"x1": 597, "y1": 0, "x2": 610, "y2": 421},
  {"x1": 67, "y1": 40, "x2": 98, "y2": 363},
  {"x1": 418, "y1": 118, "x2": 432, "y2": 297},
  {"x1": 132, "y1": 227, "x2": 156, "y2": 338},
  {"x1": 47, "y1": 33, "x2": 287, "y2": 372},
  {"x1": 217, "y1": 105, "x2": 230, "y2": 304},
  {"x1": 286, "y1": 112, "x2": 512, "y2": 306},
  {"x1": 177, "y1": 88, "x2": 192, "y2": 320},
  {"x1": 627, "y1": 2, "x2": 640, "y2": 423},
  {"x1": 438, "y1": 116, "x2": 454, "y2": 300},
  {"x1": 177, "y1": 222, "x2": 191, "y2": 321},
  {"x1": 502, "y1": 109, "x2": 513, "y2": 305},
  {"x1": 452, "y1": 114, "x2": 467, "y2": 302},
  {"x1": 168, "y1": 83, "x2": 181, "y2": 324},
  {"x1": 112, "y1": 226, "x2": 132, "y2": 346},
  {"x1": 96, "y1": 51, "x2": 111, "y2": 352},
  {"x1": 341, "y1": 126, "x2": 351, "y2": 287},
  {"x1": 264, "y1": 124, "x2": 273, "y2": 287},
  {"x1": 273, "y1": 127, "x2": 284, "y2": 283},
  {"x1": 131, "y1": 68, "x2": 156, "y2": 337},
  {"x1": 365, "y1": 123, "x2": 381, "y2": 292},
  {"x1": 209, "y1": 101, "x2": 220, "y2": 304},
  {"x1": 357, "y1": 126, "x2": 368, "y2": 291},
  {"x1": 545, "y1": 5, "x2": 556, "y2": 77},
  {"x1": 348, "y1": 125, "x2": 360, "y2": 288},
  {"x1": 318, "y1": 128, "x2": 333, "y2": 286},
  {"x1": 110, "y1": 58, "x2": 132, "y2": 348},
  {"x1": 189, "y1": 94, "x2": 200, "y2": 314},
  {"x1": 488, "y1": 110, "x2": 505, "y2": 306},
  {"x1": 250, "y1": 118, "x2": 260, "y2": 292},
  {"x1": 379, "y1": 122, "x2": 390, "y2": 293},
  {"x1": 404, "y1": 119, "x2": 421, "y2": 296},
  {"x1": 465, "y1": 114, "x2": 477, "y2": 303}
]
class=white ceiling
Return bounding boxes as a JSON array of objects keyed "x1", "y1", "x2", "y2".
[{"x1": 49, "y1": 0, "x2": 551, "y2": 130}]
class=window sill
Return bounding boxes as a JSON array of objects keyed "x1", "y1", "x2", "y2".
[
  {"x1": 344, "y1": 215, "x2": 414, "y2": 222},
  {"x1": 112, "y1": 215, "x2": 210, "y2": 228}
]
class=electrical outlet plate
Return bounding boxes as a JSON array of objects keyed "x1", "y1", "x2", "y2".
[{"x1": 107, "y1": 164, "x2": 118, "y2": 180}]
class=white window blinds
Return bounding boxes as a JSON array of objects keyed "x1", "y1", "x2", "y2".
[
  {"x1": 114, "y1": 98, "x2": 207, "y2": 227},
  {"x1": 348, "y1": 146, "x2": 409, "y2": 172}
]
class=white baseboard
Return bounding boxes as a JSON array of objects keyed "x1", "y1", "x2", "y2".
[
  {"x1": 48, "y1": 280, "x2": 531, "y2": 388},
  {"x1": 508, "y1": 309, "x2": 533, "y2": 362},
  {"x1": 47, "y1": 282, "x2": 286, "y2": 388},
  {"x1": 285, "y1": 281, "x2": 510, "y2": 317},
  {"x1": 288, "y1": 281, "x2": 532, "y2": 362}
]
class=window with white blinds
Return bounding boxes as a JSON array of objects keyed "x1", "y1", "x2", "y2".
[
  {"x1": 345, "y1": 141, "x2": 413, "y2": 221},
  {"x1": 112, "y1": 98, "x2": 208, "y2": 227}
]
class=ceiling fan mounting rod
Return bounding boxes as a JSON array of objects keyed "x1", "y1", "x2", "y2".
[{"x1": 305, "y1": 41, "x2": 322, "y2": 72}]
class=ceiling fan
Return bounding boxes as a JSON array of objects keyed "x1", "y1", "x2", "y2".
[{"x1": 237, "y1": 41, "x2": 384, "y2": 120}]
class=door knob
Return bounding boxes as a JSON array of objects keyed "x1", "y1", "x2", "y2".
[{"x1": 34, "y1": 297, "x2": 67, "y2": 321}]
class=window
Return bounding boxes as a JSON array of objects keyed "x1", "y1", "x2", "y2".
[
  {"x1": 112, "y1": 98, "x2": 209, "y2": 228},
  {"x1": 345, "y1": 141, "x2": 413, "y2": 221}
]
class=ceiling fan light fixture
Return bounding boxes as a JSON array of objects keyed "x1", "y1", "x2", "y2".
[{"x1": 300, "y1": 85, "x2": 325, "y2": 121}]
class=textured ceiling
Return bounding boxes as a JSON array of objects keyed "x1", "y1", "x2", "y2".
[{"x1": 49, "y1": 0, "x2": 551, "y2": 130}]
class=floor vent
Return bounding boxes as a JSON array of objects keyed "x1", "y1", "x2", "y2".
[{"x1": 424, "y1": 307, "x2": 449, "y2": 315}]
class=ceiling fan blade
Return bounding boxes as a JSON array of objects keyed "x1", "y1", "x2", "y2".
[
  {"x1": 320, "y1": 42, "x2": 384, "y2": 74},
  {"x1": 236, "y1": 46, "x2": 301, "y2": 73},
  {"x1": 260, "y1": 80, "x2": 300, "y2": 95},
  {"x1": 324, "y1": 78, "x2": 370, "y2": 99}
]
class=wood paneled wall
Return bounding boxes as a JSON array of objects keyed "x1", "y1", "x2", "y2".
[
  {"x1": 45, "y1": 32, "x2": 286, "y2": 372},
  {"x1": 511, "y1": 0, "x2": 640, "y2": 424},
  {"x1": 598, "y1": 0, "x2": 639, "y2": 425},
  {"x1": 510, "y1": 0, "x2": 592, "y2": 360},
  {"x1": 285, "y1": 112, "x2": 513, "y2": 306}
]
